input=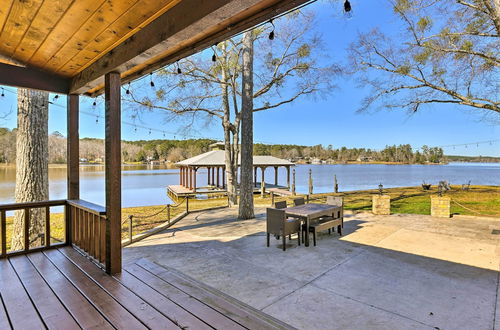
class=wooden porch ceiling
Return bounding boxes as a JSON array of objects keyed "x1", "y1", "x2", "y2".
[{"x1": 0, "y1": 0, "x2": 310, "y2": 96}]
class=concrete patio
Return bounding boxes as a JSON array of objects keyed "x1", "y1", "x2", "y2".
[{"x1": 124, "y1": 207, "x2": 500, "y2": 330}]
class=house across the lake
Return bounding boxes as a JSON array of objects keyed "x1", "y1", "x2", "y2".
[{"x1": 167, "y1": 148, "x2": 294, "y2": 198}]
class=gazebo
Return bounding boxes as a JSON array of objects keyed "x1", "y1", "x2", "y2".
[{"x1": 170, "y1": 150, "x2": 294, "y2": 196}]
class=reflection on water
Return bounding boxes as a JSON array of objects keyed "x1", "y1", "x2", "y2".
[{"x1": 0, "y1": 162, "x2": 499, "y2": 207}]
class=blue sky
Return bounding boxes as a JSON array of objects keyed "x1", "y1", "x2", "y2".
[{"x1": 0, "y1": 0, "x2": 498, "y2": 156}]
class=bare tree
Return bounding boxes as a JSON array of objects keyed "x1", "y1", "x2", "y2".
[
  {"x1": 238, "y1": 31, "x2": 255, "y2": 219},
  {"x1": 127, "y1": 11, "x2": 339, "y2": 215},
  {"x1": 349, "y1": 0, "x2": 499, "y2": 116},
  {"x1": 11, "y1": 89, "x2": 49, "y2": 250}
]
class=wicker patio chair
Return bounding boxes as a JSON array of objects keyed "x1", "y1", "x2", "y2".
[
  {"x1": 274, "y1": 200, "x2": 287, "y2": 209},
  {"x1": 266, "y1": 208, "x2": 301, "y2": 251},
  {"x1": 293, "y1": 197, "x2": 305, "y2": 206}
]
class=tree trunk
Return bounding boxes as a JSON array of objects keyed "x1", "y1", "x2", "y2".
[
  {"x1": 221, "y1": 41, "x2": 238, "y2": 206},
  {"x1": 238, "y1": 32, "x2": 255, "y2": 219},
  {"x1": 11, "y1": 89, "x2": 49, "y2": 250}
]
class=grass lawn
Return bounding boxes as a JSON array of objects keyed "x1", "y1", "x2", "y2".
[{"x1": 2, "y1": 185, "x2": 498, "y2": 252}]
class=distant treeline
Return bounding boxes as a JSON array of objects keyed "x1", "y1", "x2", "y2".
[
  {"x1": 446, "y1": 155, "x2": 500, "y2": 163},
  {"x1": 0, "y1": 127, "x2": 455, "y2": 164}
]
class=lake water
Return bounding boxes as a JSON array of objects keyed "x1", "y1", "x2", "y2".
[{"x1": 0, "y1": 163, "x2": 499, "y2": 207}]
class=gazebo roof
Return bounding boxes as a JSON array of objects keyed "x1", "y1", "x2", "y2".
[
  {"x1": 177, "y1": 150, "x2": 294, "y2": 167},
  {"x1": 0, "y1": 0, "x2": 309, "y2": 96}
]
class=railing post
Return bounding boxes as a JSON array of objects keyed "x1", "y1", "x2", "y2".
[
  {"x1": 24, "y1": 208, "x2": 30, "y2": 252},
  {"x1": 186, "y1": 197, "x2": 189, "y2": 213},
  {"x1": 1, "y1": 210, "x2": 6, "y2": 257},
  {"x1": 128, "y1": 215, "x2": 133, "y2": 244},
  {"x1": 45, "y1": 206, "x2": 50, "y2": 247},
  {"x1": 271, "y1": 192, "x2": 275, "y2": 206},
  {"x1": 167, "y1": 205, "x2": 171, "y2": 224}
]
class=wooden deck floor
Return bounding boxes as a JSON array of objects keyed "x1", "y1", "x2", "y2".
[{"x1": 0, "y1": 247, "x2": 292, "y2": 330}]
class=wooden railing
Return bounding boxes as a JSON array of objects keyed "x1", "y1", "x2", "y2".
[
  {"x1": 67, "y1": 200, "x2": 107, "y2": 269},
  {"x1": 0, "y1": 200, "x2": 67, "y2": 258}
]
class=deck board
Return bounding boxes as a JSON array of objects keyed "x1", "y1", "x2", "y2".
[
  {"x1": 1, "y1": 247, "x2": 293, "y2": 330},
  {"x1": 0, "y1": 294, "x2": 12, "y2": 330},
  {"x1": 125, "y1": 262, "x2": 245, "y2": 329},
  {"x1": 27, "y1": 252, "x2": 114, "y2": 329},
  {"x1": 58, "y1": 247, "x2": 179, "y2": 330},
  {"x1": 136, "y1": 258, "x2": 287, "y2": 330},
  {"x1": 116, "y1": 268, "x2": 213, "y2": 330},
  {"x1": 43, "y1": 249, "x2": 148, "y2": 330},
  {"x1": 9, "y1": 255, "x2": 80, "y2": 330},
  {"x1": 0, "y1": 259, "x2": 45, "y2": 329}
]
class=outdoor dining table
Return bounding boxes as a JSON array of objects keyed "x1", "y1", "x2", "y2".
[{"x1": 284, "y1": 203, "x2": 341, "y2": 247}]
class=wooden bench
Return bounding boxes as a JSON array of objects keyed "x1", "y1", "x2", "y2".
[{"x1": 303, "y1": 218, "x2": 342, "y2": 246}]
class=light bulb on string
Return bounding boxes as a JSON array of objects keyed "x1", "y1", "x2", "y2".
[
  {"x1": 92, "y1": 98, "x2": 97, "y2": 108},
  {"x1": 134, "y1": 126, "x2": 137, "y2": 133},
  {"x1": 149, "y1": 129, "x2": 152, "y2": 135},
  {"x1": 344, "y1": 0, "x2": 352, "y2": 13},
  {"x1": 211, "y1": 44, "x2": 217, "y2": 62},
  {"x1": 95, "y1": 116, "x2": 99, "y2": 124},
  {"x1": 126, "y1": 82, "x2": 131, "y2": 95},
  {"x1": 1, "y1": 88, "x2": 4, "y2": 97},
  {"x1": 53, "y1": 94, "x2": 59, "y2": 101},
  {"x1": 149, "y1": 73, "x2": 155, "y2": 88},
  {"x1": 176, "y1": 61, "x2": 182, "y2": 74},
  {"x1": 268, "y1": 19, "x2": 275, "y2": 40},
  {"x1": 344, "y1": 0, "x2": 353, "y2": 18}
]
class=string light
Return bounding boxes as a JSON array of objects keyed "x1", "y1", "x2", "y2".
[
  {"x1": 126, "y1": 82, "x2": 131, "y2": 95},
  {"x1": 1, "y1": 88, "x2": 4, "y2": 97},
  {"x1": 268, "y1": 19, "x2": 275, "y2": 40},
  {"x1": 95, "y1": 116, "x2": 99, "y2": 124},
  {"x1": 53, "y1": 94, "x2": 59, "y2": 101},
  {"x1": 149, "y1": 73, "x2": 155, "y2": 88},
  {"x1": 211, "y1": 44, "x2": 217, "y2": 62},
  {"x1": 344, "y1": 0, "x2": 352, "y2": 12},
  {"x1": 176, "y1": 61, "x2": 182, "y2": 74},
  {"x1": 92, "y1": 98, "x2": 97, "y2": 108}
]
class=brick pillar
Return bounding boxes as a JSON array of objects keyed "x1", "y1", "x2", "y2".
[
  {"x1": 372, "y1": 195, "x2": 390, "y2": 215},
  {"x1": 431, "y1": 196, "x2": 451, "y2": 218}
]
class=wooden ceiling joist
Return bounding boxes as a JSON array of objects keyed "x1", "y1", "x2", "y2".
[{"x1": 0, "y1": 62, "x2": 69, "y2": 94}]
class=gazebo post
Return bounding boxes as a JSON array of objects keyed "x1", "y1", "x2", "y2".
[
  {"x1": 254, "y1": 167, "x2": 257, "y2": 187},
  {"x1": 207, "y1": 167, "x2": 211, "y2": 186},
  {"x1": 211, "y1": 167, "x2": 215, "y2": 185},
  {"x1": 274, "y1": 166, "x2": 278, "y2": 186},
  {"x1": 286, "y1": 166, "x2": 291, "y2": 189},
  {"x1": 222, "y1": 168, "x2": 226, "y2": 189},
  {"x1": 261, "y1": 167, "x2": 266, "y2": 197},
  {"x1": 104, "y1": 71, "x2": 121, "y2": 275},
  {"x1": 193, "y1": 167, "x2": 197, "y2": 192},
  {"x1": 180, "y1": 167, "x2": 183, "y2": 186},
  {"x1": 216, "y1": 167, "x2": 220, "y2": 188}
]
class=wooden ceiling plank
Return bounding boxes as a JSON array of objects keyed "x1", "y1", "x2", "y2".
[
  {"x1": 70, "y1": 0, "x2": 256, "y2": 94},
  {"x1": 60, "y1": 0, "x2": 180, "y2": 76},
  {"x1": 0, "y1": 62, "x2": 69, "y2": 94},
  {"x1": 28, "y1": 0, "x2": 107, "y2": 71},
  {"x1": 45, "y1": 0, "x2": 138, "y2": 73},
  {"x1": 0, "y1": 1, "x2": 14, "y2": 39},
  {"x1": 12, "y1": 0, "x2": 75, "y2": 64},
  {"x1": 74, "y1": 0, "x2": 309, "y2": 95},
  {"x1": 0, "y1": 0, "x2": 44, "y2": 59}
]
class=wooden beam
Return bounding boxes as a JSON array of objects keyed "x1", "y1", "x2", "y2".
[
  {"x1": 70, "y1": 0, "x2": 310, "y2": 95},
  {"x1": 0, "y1": 63, "x2": 69, "y2": 94},
  {"x1": 67, "y1": 95, "x2": 80, "y2": 200},
  {"x1": 104, "y1": 72, "x2": 122, "y2": 275}
]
